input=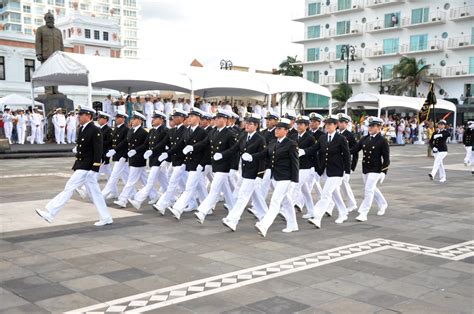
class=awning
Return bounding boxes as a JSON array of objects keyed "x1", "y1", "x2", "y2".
[{"x1": 0, "y1": 94, "x2": 44, "y2": 107}]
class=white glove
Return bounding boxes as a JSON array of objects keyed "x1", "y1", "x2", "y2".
[
  {"x1": 242, "y1": 153, "x2": 253, "y2": 162},
  {"x1": 433, "y1": 134, "x2": 442, "y2": 139},
  {"x1": 119, "y1": 157, "x2": 126, "y2": 162},
  {"x1": 432, "y1": 147, "x2": 438, "y2": 153},
  {"x1": 127, "y1": 149, "x2": 137, "y2": 158},
  {"x1": 379, "y1": 172, "x2": 386, "y2": 184},
  {"x1": 196, "y1": 164, "x2": 204, "y2": 172},
  {"x1": 298, "y1": 149, "x2": 305, "y2": 157},
  {"x1": 343, "y1": 173, "x2": 350, "y2": 183},
  {"x1": 158, "y1": 152, "x2": 168, "y2": 162},
  {"x1": 183, "y1": 145, "x2": 194, "y2": 155},
  {"x1": 106, "y1": 149, "x2": 116, "y2": 158},
  {"x1": 72, "y1": 146, "x2": 77, "y2": 154},
  {"x1": 144, "y1": 150, "x2": 153, "y2": 160},
  {"x1": 213, "y1": 153, "x2": 223, "y2": 161}
]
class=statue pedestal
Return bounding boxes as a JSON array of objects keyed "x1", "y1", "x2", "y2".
[{"x1": 35, "y1": 94, "x2": 74, "y2": 113}]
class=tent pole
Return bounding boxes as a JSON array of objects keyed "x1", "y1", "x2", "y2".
[
  {"x1": 344, "y1": 103, "x2": 348, "y2": 115},
  {"x1": 452, "y1": 109, "x2": 457, "y2": 143},
  {"x1": 267, "y1": 94, "x2": 271, "y2": 111},
  {"x1": 191, "y1": 90, "x2": 195, "y2": 107},
  {"x1": 377, "y1": 107, "x2": 381, "y2": 118},
  {"x1": 30, "y1": 83, "x2": 35, "y2": 110},
  {"x1": 329, "y1": 101, "x2": 332, "y2": 115}
]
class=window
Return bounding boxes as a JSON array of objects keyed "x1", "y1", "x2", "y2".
[
  {"x1": 34, "y1": 18, "x2": 42, "y2": 25},
  {"x1": 384, "y1": 12, "x2": 400, "y2": 28},
  {"x1": 471, "y1": 27, "x2": 474, "y2": 44},
  {"x1": 409, "y1": 34, "x2": 428, "y2": 51},
  {"x1": 336, "y1": 44, "x2": 347, "y2": 59},
  {"x1": 34, "y1": 0, "x2": 43, "y2": 3},
  {"x1": 24, "y1": 17, "x2": 31, "y2": 24},
  {"x1": 411, "y1": 8, "x2": 429, "y2": 24},
  {"x1": 123, "y1": 0, "x2": 137, "y2": 7},
  {"x1": 80, "y1": 3, "x2": 89, "y2": 10},
  {"x1": 10, "y1": 13, "x2": 21, "y2": 23},
  {"x1": 85, "y1": 29, "x2": 91, "y2": 38},
  {"x1": 94, "y1": 30, "x2": 100, "y2": 40},
  {"x1": 67, "y1": 28, "x2": 71, "y2": 37},
  {"x1": 306, "y1": 94, "x2": 329, "y2": 108},
  {"x1": 307, "y1": 25, "x2": 321, "y2": 39},
  {"x1": 23, "y1": 5, "x2": 31, "y2": 13},
  {"x1": 307, "y1": 71, "x2": 320, "y2": 83},
  {"x1": 383, "y1": 38, "x2": 399, "y2": 54},
  {"x1": 337, "y1": 0, "x2": 352, "y2": 11},
  {"x1": 123, "y1": 9, "x2": 137, "y2": 17},
  {"x1": 24, "y1": 59, "x2": 35, "y2": 82},
  {"x1": 103, "y1": 32, "x2": 109, "y2": 41},
  {"x1": 55, "y1": 0, "x2": 64, "y2": 7},
  {"x1": 307, "y1": 48, "x2": 320, "y2": 61},
  {"x1": 470, "y1": 57, "x2": 474, "y2": 74},
  {"x1": 336, "y1": 21, "x2": 350, "y2": 35},
  {"x1": 0, "y1": 57, "x2": 5, "y2": 80},
  {"x1": 308, "y1": 2, "x2": 321, "y2": 16},
  {"x1": 382, "y1": 65, "x2": 393, "y2": 80},
  {"x1": 24, "y1": 28, "x2": 32, "y2": 35},
  {"x1": 336, "y1": 68, "x2": 347, "y2": 83}
]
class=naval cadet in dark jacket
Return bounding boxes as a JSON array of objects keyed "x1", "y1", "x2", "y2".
[{"x1": 428, "y1": 119, "x2": 450, "y2": 183}]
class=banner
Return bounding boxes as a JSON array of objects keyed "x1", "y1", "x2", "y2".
[{"x1": 417, "y1": 82, "x2": 437, "y2": 124}]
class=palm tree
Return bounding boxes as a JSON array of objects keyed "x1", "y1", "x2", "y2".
[
  {"x1": 388, "y1": 56, "x2": 430, "y2": 97},
  {"x1": 331, "y1": 82, "x2": 353, "y2": 111},
  {"x1": 277, "y1": 56, "x2": 303, "y2": 113}
]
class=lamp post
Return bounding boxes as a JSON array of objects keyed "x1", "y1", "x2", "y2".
[
  {"x1": 376, "y1": 66, "x2": 384, "y2": 94},
  {"x1": 220, "y1": 59, "x2": 233, "y2": 70},
  {"x1": 340, "y1": 44, "x2": 355, "y2": 114}
]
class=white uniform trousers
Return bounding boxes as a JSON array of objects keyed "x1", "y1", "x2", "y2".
[
  {"x1": 340, "y1": 175, "x2": 357, "y2": 210},
  {"x1": 313, "y1": 173, "x2": 347, "y2": 219},
  {"x1": 155, "y1": 165, "x2": 186, "y2": 210},
  {"x1": 251, "y1": 169, "x2": 272, "y2": 209},
  {"x1": 430, "y1": 151, "x2": 447, "y2": 181},
  {"x1": 67, "y1": 126, "x2": 76, "y2": 144},
  {"x1": 203, "y1": 165, "x2": 214, "y2": 188},
  {"x1": 358, "y1": 173, "x2": 387, "y2": 216},
  {"x1": 118, "y1": 166, "x2": 147, "y2": 203},
  {"x1": 16, "y1": 126, "x2": 26, "y2": 144},
  {"x1": 54, "y1": 126, "x2": 66, "y2": 144},
  {"x1": 197, "y1": 172, "x2": 235, "y2": 216},
  {"x1": 309, "y1": 171, "x2": 323, "y2": 197},
  {"x1": 46, "y1": 170, "x2": 111, "y2": 221},
  {"x1": 4, "y1": 122, "x2": 13, "y2": 144},
  {"x1": 259, "y1": 180, "x2": 298, "y2": 231},
  {"x1": 99, "y1": 163, "x2": 112, "y2": 179},
  {"x1": 173, "y1": 170, "x2": 209, "y2": 214},
  {"x1": 291, "y1": 169, "x2": 315, "y2": 214},
  {"x1": 132, "y1": 166, "x2": 167, "y2": 205},
  {"x1": 102, "y1": 158, "x2": 129, "y2": 197},
  {"x1": 30, "y1": 124, "x2": 41, "y2": 144},
  {"x1": 225, "y1": 178, "x2": 268, "y2": 225},
  {"x1": 464, "y1": 146, "x2": 472, "y2": 165}
]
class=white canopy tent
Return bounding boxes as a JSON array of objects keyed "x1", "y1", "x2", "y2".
[
  {"x1": 31, "y1": 51, "x2": 331, "y2": 110},
  {"x1": 0, "y1": 93, "x2": 44, "y2": 107}
]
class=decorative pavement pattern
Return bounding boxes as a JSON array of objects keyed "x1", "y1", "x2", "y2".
[{"x1": 69, "y1": 238, "x2": 474, "y2": 313}]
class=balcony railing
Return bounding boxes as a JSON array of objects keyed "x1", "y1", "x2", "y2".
[
  {"x1": 363, "y1": 73, "x2": 392, "y2": 83},
  {"x1": 320, "y1": 74, "x2": 361, "y2": 85},
  {"x1": 445, "y1": 65, "x2": 474, "y2": 77},
  {"x1": 401, "y1": 11, "x2": 446, "y2": 28},
  {"x1": 293, "y1": 29, "x2": 329, "y2": 43},
  {"x1": 364, "y1": 46, "x2": 399, "y2": 58},
  {"x1": 400, "y1": 40, "x2": 444, "y2": 54},
  {"x1": 330, "y1": 0, "x2": 364, "y2": 14},
  {"x1": 448, "y1": 36, "x2": 474, "y2": 50},
  {"x1": 427, "y1": 68, "x2": 442, "y2": 78},
  {"x1": 366, "y1": 20, "x2": 401, "y2": 33},
  {"x1": 449, "y1": 5, "x2": 474, "y2": 21},
  {"x1": 328, "y1": 24, "x2": 363, "y2": 37},
  {"x1": 302, "y1": 52, "x2": 331, "y2": 64},
  {"x1": 328, "y1": 49, "x2": 363, "y2": 62},
  {"x1": 366, "y1": 0, "x2": 404, "y2": 8}
]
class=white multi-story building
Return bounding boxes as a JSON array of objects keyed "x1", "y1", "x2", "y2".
[
  {"x1": 0, "y1": 0, "x2": 139, "y2": 58},
  {"x1": 294, "y1": 0, "x2": 474, "y2": 111}
]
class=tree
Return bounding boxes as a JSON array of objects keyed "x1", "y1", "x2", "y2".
[
  {"x1": 331, "y1": 82, "x2": 353, "y2": 111},
  {"x1": 278, "y1": 56, "x2": 303, "y2": 112},
  {"x1": 388, "y1": 56, "x2": 430, "y2": 97}
]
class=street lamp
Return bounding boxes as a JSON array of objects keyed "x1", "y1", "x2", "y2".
[
  {"x1": 340, "y1": 44, "x2": 355, "y2": 114},
  {"x1": 220, "y1": 59, "x2": 233, "y2": 70},
  {"x1": 376, "y1": 66, "x2": 384, "y2": 94}
]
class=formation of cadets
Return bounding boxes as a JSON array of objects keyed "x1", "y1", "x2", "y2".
[{"x1": 36, "y1": 104, "x2": 396, "y2": 237}]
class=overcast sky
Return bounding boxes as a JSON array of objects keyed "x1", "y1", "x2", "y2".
[{"x1": 138, "y1": 0, "x2": 304, "y2": 72}]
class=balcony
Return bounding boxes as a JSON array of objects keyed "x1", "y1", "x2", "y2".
[
  {"x1": 364, "y1": 46, "x2": 399, "y2": 58},
  {"x1": 363, "y1": 73, "x2": 392, "y2": 83},
  {"x1": 293, "y1": 30, "x2": 329, "y2": 44},
  {"x1": 448, "y1": 36, "x2": 474, "y2": 50},
  {"x1": 320, "y1": 74, "x2": 361, "y2": 86},
  {"x1": 300, "y1": 52, "x2": 331, "y2": 65},
  {"x1": 365, "y1": 0, "x2": 404, "y2": 8},
  {"x1": 330, "y1": 0, "x2": 364, "y2": 15},
  {"x1": 0, "y1": 3, "x2": 22, "y2": 14},
  {"x1": 449, "y1": 5, "x2": 474, "y2": 21},
  {"x1": 401, "y1": 11, "x2": 446, "y2": 28},
  {"x1": 328, "y1": 49, "x2": 363, "y2": 62},
  {"x1": 445, "y1": 65, "x2": 474, "y2": 78},
  {"x1": 320, "y1": 76, "x2": 336, "y2": 86},
  {"x1": 365, "y1": 20, "x2": 401, "y2": 33},
  {"x1": 328, "y1": 24, "x2": 363, "y2": 38},
  {"x1": 427, "y1": 68, "x2": 443, "y2": 78},
  {"x1": 293, "y1": 6, "x2": 331, "y2": 22},
  {"x1": 400, "y1": 40, "x2": 444, "y2": 55}
]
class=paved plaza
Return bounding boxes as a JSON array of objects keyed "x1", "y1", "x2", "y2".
[{"x1": 0, "y1": 144, "x2": 472, "y2": 313}]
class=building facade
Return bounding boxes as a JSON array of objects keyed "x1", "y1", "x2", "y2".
[
  {"x1": 294, "y1": 0, "x2": 474, "y2": 111},
  {"x1": 0, "y1": 0, "x2": 139, "y2": 58}
]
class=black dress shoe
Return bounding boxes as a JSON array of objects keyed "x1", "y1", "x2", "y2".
[{"x1": 428, "y1": 173, "x2": 433, "y2": 180}]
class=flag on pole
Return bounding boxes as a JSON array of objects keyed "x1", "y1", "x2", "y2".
[{"x1": 417, "y1": 81, "x2": 437, "y2": 124}]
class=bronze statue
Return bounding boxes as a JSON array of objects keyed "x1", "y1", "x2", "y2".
[{"x1": 35, "y1": 12, "x2": 64, "y2": 94}]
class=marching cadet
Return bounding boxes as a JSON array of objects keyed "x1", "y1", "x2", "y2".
[
  {"x1": 169, "y1": 108, "x2": 210, "y2": 219},
  {"x1": 227, "y1": 111, "x2": 242, "y2": 196},
  {"x1": 337, "y1": 113, "x2": 358, "y2": 212},
  {"x1": 193, "y1": 109, "x2": 237, "y2": 224},
  {"x1": 66, "y1": 111, "x2": 77, "y2": 144},
  {"x1": 2, "y1": 107, "x2": 13, "y2": 144},
  {"x1": 351, "y1": 117, "x2": 389, "y2": 222},
  {"x1": 35, "y1": 106, "x2": 113, "y2": 226},
  {"x1": 153, "y1": 109, "x2": 188, "y2": 215},
  {"x1": 129, "y1": 111, "x2": 169, "y2": 210},
  {"x1": 200, "y1": 112, "x2": 215, "y2": 184},
  {"x1": 463, "y1": 121, "x2": 473, "y2": 166},
  {"x1": 249, "y1": 117, "x2": 299, "y2": 237},
  {"x1": 101, "y1": 111, "x2": 130, "y2": 199},
  {"x1": 52, "y1": 108, "x2": 67, "y2": 144},
  {"x1": 290, "y1": 115, "x2": 316, "y2": 219},
  {"x1": 308, "y1": 113, "x2": 324, "y2": 196},
  {"x1": 114, "y1": 111, "x2": 151, "y2": 208},
  {"x1": 15, "y1": 108, "x2": 27, "y2": 145},
  {"x1": 299, "y1": 115, "x2": 350, "y2": 228},
  {"x1": 222, "y1": 113, "x2": 268, "y2": 231},
  {"x1": 428, "y1": 119, "x2": 450, "y2": 183},
  {"x1": 284, "y1": 113, "x2": 298, "y2": 141}
]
